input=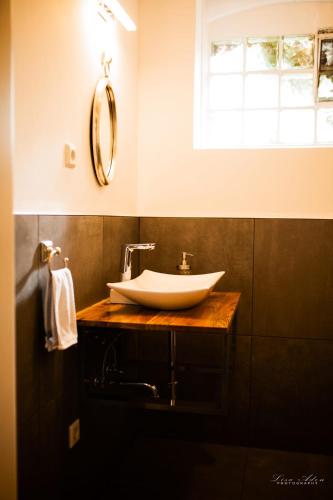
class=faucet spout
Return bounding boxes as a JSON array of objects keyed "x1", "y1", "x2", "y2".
[{"x1": 120, "y1": 243, "x2": 156, "y2": 281}]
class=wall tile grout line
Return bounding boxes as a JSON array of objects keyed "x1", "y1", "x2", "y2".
[
  {"x1": 248, "y1": 335, "x2": 254, "y2": 449},
  {"x1": 249, "y1": 333, "x2": 333, "y2": 342},
  {"x1": 239, "y1": 447, "x2": 250, "y2": 500},
  {"x1": 138, "y1": 216, "x2": 142, "y2": 274},
  {"x1": 36, "y1": 214, "x2": 43, "y2": 425},
  {"x1": 247, "y1": 216, "x2": 255, "y2": 448},
  {"x1": 251, "y1": 218, "x2": 256, "y2": 337},
  {"x1": 36, "y1": 214, "x2": 43, "y2": 494}
]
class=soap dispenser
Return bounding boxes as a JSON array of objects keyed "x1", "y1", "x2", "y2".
[{"x1": 177, "y1": 252, "x2": 193, "y2": 275}]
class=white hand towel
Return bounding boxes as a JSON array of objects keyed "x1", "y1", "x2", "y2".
[{"x1": 44, "y1": 268, "x2": 78, "y2": 352}]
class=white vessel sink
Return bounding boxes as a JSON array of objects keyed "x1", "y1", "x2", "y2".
[{"x1": 107, "y1": 270, "x2": 225, "y2": 310}]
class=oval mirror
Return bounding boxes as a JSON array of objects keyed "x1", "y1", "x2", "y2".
[{"x1": 91, "y1": 77, "x2": 117, "y2": 186}]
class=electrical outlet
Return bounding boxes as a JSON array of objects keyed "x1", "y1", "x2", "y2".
[
  {"x1": 64, "y1": 143, "x2": 76, "y2": 168},
  {"x1": 68, "y1": 419, "x2": 80, "y2": 449}
]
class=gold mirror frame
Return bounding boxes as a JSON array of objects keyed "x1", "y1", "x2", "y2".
[{"x1": 91, "y1": 77, "x2": 117, "y2": 186}]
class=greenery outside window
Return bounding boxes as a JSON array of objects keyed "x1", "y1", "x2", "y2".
[{"x1": 204, "y1": 34, "x2": 333, "y2": 148}]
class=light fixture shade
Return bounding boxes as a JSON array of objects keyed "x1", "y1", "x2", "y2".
[{"x1": 98, "y1": 0, "x2": 137, "y2": 31}]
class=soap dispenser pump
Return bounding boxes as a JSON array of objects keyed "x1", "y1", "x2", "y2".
[{"x1": 177, "y1": 252, "x2": 193, "y2": 275}]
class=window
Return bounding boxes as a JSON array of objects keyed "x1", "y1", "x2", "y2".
[{"x1": 200, "y1": 32, "x2": 333, "y2": 148}]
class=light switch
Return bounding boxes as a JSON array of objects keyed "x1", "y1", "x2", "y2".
[{"x1": 64, "y1": 143, "x2": 76, "y2": 168}]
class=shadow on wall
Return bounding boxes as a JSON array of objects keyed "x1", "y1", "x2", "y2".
[{"x1": 15, "y1": 214, "x2": 140, "y2": 498}]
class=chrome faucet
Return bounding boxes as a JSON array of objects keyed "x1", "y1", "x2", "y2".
[{"x1": 120, "y1": 243, "x2": 156, "y2": 281}]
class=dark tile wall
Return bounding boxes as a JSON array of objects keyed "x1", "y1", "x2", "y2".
[
  {"x1": 251, "y1": 219, "x2": 333, "y2": 453},
  {"x1": 253, "y1": 219, "x2": 333, "y2": 339},
  {"x1": 136, "y1": 334, "x2": 251, "y2": 448},
  {"x1": 39, "y1": 216, "x2": 104, "y2": 310},
  {"x1": 15, "y1": 214, "x2": 139, "y2": 498},
  {"x1": 109, "y1": 437, "x2": 333, "y2": 500},
  {"x1": 140, "y1": 218, "x2": 254, "y2": 335},
  {"x1": 242, "y1": 447, "x2": 333, "y2": 500},
  {"x1": 251, "y1": 337, "x2": 333, "y2": 453},
  {"x1": 139, "y1": 217, "x2": 333, "y2": 454},
  {"x1": 16, "y1": 215, "x2": 333, "y2": 497}
]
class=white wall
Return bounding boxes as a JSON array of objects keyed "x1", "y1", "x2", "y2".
[
  {"x1": 11, "y1": 0, "x2": 333, "y2": 218},
  {"x1": 13, "y1": 0, "x2": 138, "y2": 215},
  {"x1": 206, "y1": 0, "x2": 333, "y2": 20},
  {"x1": 137, "y1": 0, "x2": 333, "y2": 218},
  {"x1": 208, "y1": 1, "x2": 333, "y2": 38},
  {"x1": 0, "y1": 0, "x2": 17, "y2": 497}
]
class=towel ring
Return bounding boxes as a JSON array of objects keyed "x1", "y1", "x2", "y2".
[{"x1": 40, "y1": 240, "x2": 70, "y2": 272}]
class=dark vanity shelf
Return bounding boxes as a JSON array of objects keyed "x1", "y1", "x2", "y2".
[
  {"x1": 77, "y1": 292, "x2": 240, "y2": 415},
  {"x1": 82, "y1": 394, "x2": 228, "y2": 416}
]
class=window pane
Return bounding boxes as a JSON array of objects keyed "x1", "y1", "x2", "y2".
[
  {"x1": 210, "y1": 40, "x2": 243, "y2": 73},
  {"x1": 317, "y1": 108, "x2": 333, "y2": 143},
  {"x1": 318, "y1": 74, "x2": 333, "y2": 101},
  {"x1": 244, "y1": 74, "x2": 279, "y2": 108},
  {"x1": 281, "y1": 74, "x2": 314, "y2": 107},
  {"x1": 246, "y1": 37, "x2": 278, "y2": 71},
  {"x1": 280, "y1": 109, "x2": 314, "y2": 144},
  {"x1": 244, "y1": 111, "x2": 278, "y2": 145},
  {"x1": 209, "y1": 75, "x2": 243, "y2": 109},
  {"x1": 282, "y1": 36, "x2": 314, "y2": 69},
  {"x1": 207, "y1": 111, "x2": 242, "y2": 147}
]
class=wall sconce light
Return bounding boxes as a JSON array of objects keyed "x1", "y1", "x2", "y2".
[{"x1": 97, "y1": 0, "x2": 137, "y2": 31}]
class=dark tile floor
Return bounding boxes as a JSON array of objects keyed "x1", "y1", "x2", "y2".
[{"x1": 99, "y1": 437, "x2": 333, "y2": 500}]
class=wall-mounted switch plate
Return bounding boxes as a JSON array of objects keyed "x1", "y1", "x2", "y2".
[
  {"x1": 68, "y1": 418, "x2": 80, "y2": 448},
  {"x1": 64, "y1": 143, "x2": 76, "y2": 168}
]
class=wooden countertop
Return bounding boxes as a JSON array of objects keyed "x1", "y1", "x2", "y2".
[{"x1": 77, "y1": 292, "x2": 240, "y2": 334}]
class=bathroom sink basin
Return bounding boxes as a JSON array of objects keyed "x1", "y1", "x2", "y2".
[{"x1": 107, "y1": 270, "x2": 225, "y2": 310}]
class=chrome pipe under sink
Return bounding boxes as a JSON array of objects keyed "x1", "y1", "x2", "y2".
[{"x1": 118, "y1": 381, "x2": 160, "y2": 398}]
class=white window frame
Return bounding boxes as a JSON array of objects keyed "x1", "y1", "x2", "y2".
[{"x1": 197, "y1": 30, "x2": 333, "y2": 149}]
